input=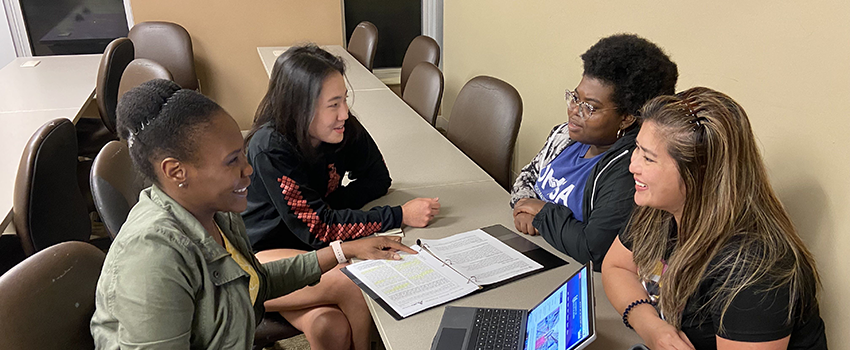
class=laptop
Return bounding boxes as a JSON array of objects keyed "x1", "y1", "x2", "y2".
[{"x1": 431, "y1": 263, "x2": 596, "y2": 350}]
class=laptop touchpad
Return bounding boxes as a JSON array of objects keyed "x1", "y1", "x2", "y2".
[{"x1": 435, "y1": 328, "x2": 467, "y2": 350}]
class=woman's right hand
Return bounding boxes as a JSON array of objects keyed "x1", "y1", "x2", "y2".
[
  {"x1": 514, "y1": 212, "x2": 538, "y2": 235},
  {"x1": 402, "y1": 197, "x2": 440, "y2": 227},
  {"x1": 341, "y1": 236, "x2": 417, "y2": 261}
]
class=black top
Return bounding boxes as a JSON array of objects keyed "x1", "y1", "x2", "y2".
[
  {"x1": 242, "y1": 118, "x2": 402, "y2": 252},
  {"x1": 620, "y1": 227, "x2": 827, "y2": 350}
]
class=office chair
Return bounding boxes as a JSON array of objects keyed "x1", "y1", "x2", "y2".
[
  {"x1": 400, "y1": 35, "x2": 440, "y2": 95},
  {"x1": 95, "y1": 37, "x2": 135, "y2": 136},
  {"x1": 117, "y1": 59, "x2": 173, "y2": 100},
  {"x1": 446, "y1": 76, "x2": 523, "y2": 190},
  {"x1": 0, "y1": 241, "x2": 105, "y2": 350},
  {"x1": 129, "y1": 21, "x2": 198, "y2": 90},
  {"x1": 402, "y1": 62, "x2": 444, "y2": 126},
  {"x1": 14, "y1": 119, "x2": 92, "y2": 256},
  {"x1": 347, "y1": 21, "x2": 379, "y2": 71},
  {"x1": 90, "y1": 140, "x2": 146, "y2": 239}
]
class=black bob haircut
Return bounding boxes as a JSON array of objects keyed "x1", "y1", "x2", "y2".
[
  {"x1": 116, "y1": 79, "x2": 222, "y2": 183},
  {"x1": 581, "y1": 33, "x2": 678, "y2": 116}
]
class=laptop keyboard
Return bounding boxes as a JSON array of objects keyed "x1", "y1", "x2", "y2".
[{"x1": 469, "y1": 308, "x2": 524, "y2": 350}]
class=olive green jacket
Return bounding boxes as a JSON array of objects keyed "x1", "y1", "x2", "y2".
[{"x1": 91, "y1": 185, "x2": 321, "y2": 349}]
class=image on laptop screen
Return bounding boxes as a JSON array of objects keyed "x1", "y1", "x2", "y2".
[{"x1": 523, "y1": 265, "x2": 591, "y2": 350}]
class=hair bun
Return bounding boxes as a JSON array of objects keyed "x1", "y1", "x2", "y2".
[{"x1": 116, "y1": 79, "x2": 182, "y2": 140}]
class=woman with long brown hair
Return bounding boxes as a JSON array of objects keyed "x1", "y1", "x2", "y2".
[{"x1": 602, "y1": 87, "x2": 826, "y2": 349}]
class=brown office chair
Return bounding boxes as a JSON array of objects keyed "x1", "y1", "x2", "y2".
[
  {"x1": 400, "y1": 35, "x2": 440, "y2": 95},
  {"x1": 77, "y1": 38, "x2": 135, "y2": 158},
  {"x1": 347, "y1": 21, "x2": 378, "y2": 71},
  {"x1": 14, "y1": 119, "x2": 92, "y2": 256},
  {"x1": 402, "y1": 62, "x2": 443, "y2": 126},
  {"x1": 117, "y1": 59, "x2": 173, "y2": 100},
  {"x1": 128, "y1": 21, "x2": 198, "y2": 90},
  {"x1": 253, "y1": 313, "x2": 303, "y2": 350},
  {"x1": 0, "y1": 241, "x2": 105, "y2": 350},
  {"x1": 446, "y1": 76, "x2": 523, "y2": 190},
  {"x1": 90, "y1": 140, "x2": 146, "y2": 239},
  {"x1": 96, "y1": 37, "x2": 135, "y2": 135}
]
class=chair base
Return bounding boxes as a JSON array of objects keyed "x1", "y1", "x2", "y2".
[{"x1": 252, "y1": 312, "x2": 302, "y2": 350}]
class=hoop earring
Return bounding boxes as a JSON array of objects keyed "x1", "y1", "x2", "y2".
[{"x1": 616, "y1": 128, "x2": 624, "y2": 139}]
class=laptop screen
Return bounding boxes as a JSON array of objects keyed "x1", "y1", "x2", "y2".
[{"x1": 523, "y1": 264, "x2": 592, "y2": 350}]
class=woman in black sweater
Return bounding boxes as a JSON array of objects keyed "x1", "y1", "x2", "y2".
[{"x1": 242, "y1": 44, "x2": 439, "y2": 350}]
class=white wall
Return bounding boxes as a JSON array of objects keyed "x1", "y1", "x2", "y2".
[{"x1": 0, "y1": 7, "x2": 17, "y2": 67}]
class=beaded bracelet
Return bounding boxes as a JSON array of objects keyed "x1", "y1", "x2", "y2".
[{"x1": 622, "y1": 298, "x2": 654, "y2": 330}]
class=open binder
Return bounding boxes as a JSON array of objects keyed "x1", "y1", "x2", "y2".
[{"x1": 341, "y1": 224, "x2": 568, "y2": 319}]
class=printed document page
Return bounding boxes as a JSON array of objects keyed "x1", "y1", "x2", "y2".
[
  {"x1": 344, "y1": 245, "x2": 479, "y2": 318},
  {"x1": 418, "y1": 229, "x2": 543, "y2": 285}
]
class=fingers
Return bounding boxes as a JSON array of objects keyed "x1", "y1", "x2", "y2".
[{"x1": 381, "y1": 238, "x2": 417, "y2": 255}]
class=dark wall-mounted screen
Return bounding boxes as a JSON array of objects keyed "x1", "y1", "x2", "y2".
[
  {"x1": 344, "y1": 0, "x2": 421, "y2": 69},
  {"x1": 20, "y1": 0, "x2": 129, "y2": 56}
]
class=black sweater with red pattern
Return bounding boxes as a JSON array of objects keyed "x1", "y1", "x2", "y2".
[{"x1": 242, "y1": 118, "x2": 402, "y2": 252}]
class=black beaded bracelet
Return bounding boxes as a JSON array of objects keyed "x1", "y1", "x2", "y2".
[{"x1": 622, "y1": 298, "x2": 653, "y2": 330}]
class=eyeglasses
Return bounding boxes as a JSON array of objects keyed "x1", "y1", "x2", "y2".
[{"x1": 565, "y1": 89, "x2": 617, "y2": 120}]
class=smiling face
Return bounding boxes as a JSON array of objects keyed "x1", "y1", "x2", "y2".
[
  {"x1": 308, "y1": 71, "x2": 349, "y2": 147},
  {"x1": 630, "y1": 121, "x2": 687, "y2": 220},
  {"x1": 567, "y1": 75, "x2": 631, "y2": 147},
  {"x1": 181, "y1": 111, "x2": 253, "y2": 214}
]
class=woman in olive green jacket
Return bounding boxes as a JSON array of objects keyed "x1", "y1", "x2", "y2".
[{"x1": 90, "y1": 79, "x2": 413, "y2": 350}]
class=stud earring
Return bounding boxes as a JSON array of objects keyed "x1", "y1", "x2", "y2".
[{"x1": 178, "y1": 182, "x2": 186, "y2": 188}]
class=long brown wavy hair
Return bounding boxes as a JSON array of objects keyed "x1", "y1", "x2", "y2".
[{"x1": 627, "y1": 87, "x2": 819, "y2": 330}]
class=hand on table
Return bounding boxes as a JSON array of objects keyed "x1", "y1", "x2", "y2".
[
  {"x1": 513, "y1": 212, "x2": 538, "y2": 235},
  {"x1": 341, "y1": 236, "x2": 417, "y2": 261},
  {"x1": 512, "y1": 198, "x2": 545, "y2": 235},
  {"x1": 513, "y1": 198, "x2": 546, "y2": 217},
  {"x1": 402, "y1": 197, "x2": 440, "y2": 227}
]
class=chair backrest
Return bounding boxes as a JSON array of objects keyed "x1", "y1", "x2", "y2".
[
  {"x1": 0, "y1": 241, "x2": 105, "y2": 350},
  {"x1": 128, "y1": 21, "x2": 198, "y2": 90},
  {"x1": 446, "y1": 76, "x2": 523, "y2": 190},
  {"x1": 400, "y1": 35, "x2": 440, "y2": 95},
  {"x1": 117, "y1": 58, "x2": 173, "y2": 101},
  {"x1": 347, "y1": 21, "x2": 378, "y2": 71},
  {"x1": 96, "y1": 37, "x2": 134, "y2": 135},
  {"x1": 91, "y1": 140, "x2": 146, "y2": 239},
  {"x1": 14, "y1": 119, "x2": 92, "y2": 256},
  {"x1": 402, "y1": 62, "x2": 443, "y2": 126}
]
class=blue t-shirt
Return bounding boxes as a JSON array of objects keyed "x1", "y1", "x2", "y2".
[{"x1": 534, "y1": 143, "x2": 603, "y2": 222}]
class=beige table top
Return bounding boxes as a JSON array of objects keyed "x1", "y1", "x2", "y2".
[
  {"x1": 0, "y1": 54, "x2": 101, "y2": 229},
  {"x1": 257, "y1": 45, "x2": 389, "y2": 91},
  {"x1": 362, "y1": 181, "x2": 642, "y2": 350},
  {"x1": 0, "y1": 54, "x2": 100, "y2": 113},
  {"x1": 350, "y1": 89, "x2": 493, "y2": 189}
]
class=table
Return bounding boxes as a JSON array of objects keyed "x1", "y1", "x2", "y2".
[
  {"x1": 0, "y1": 54, "x2": 101, "y2": 230},
  {"x1": 258, "y1": 45, "x2": 389, "y2": 92},
  {"x1": 257, "y1": 46, "x2": 641, "y2": 349}
]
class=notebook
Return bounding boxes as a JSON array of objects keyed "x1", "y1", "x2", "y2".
[
  {"x1": 342, "y1": 225, "x2": 567, "y2": 319},
  {"x1": 431, "y1": 263, "x2": 596, "y2": 350}
]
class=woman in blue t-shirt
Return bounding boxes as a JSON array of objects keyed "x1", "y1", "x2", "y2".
[{"x1": 510, "y1": 34, "x2": 678, "y2": 269}]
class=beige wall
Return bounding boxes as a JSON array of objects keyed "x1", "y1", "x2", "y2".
[
  {"x1": 445, "y1": 0, "x2": 849, "y2": 345},
  {"x1": 129, "y1": 0, "x2": 344, "y2": 129}
]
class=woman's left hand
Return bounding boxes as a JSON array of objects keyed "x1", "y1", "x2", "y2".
[
  {"x1": 513, "y1": 198, "x2": 546, "y2": 216},
  {"x1": 341, "y1": 236, "x2": 417, "y2": 261}
]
